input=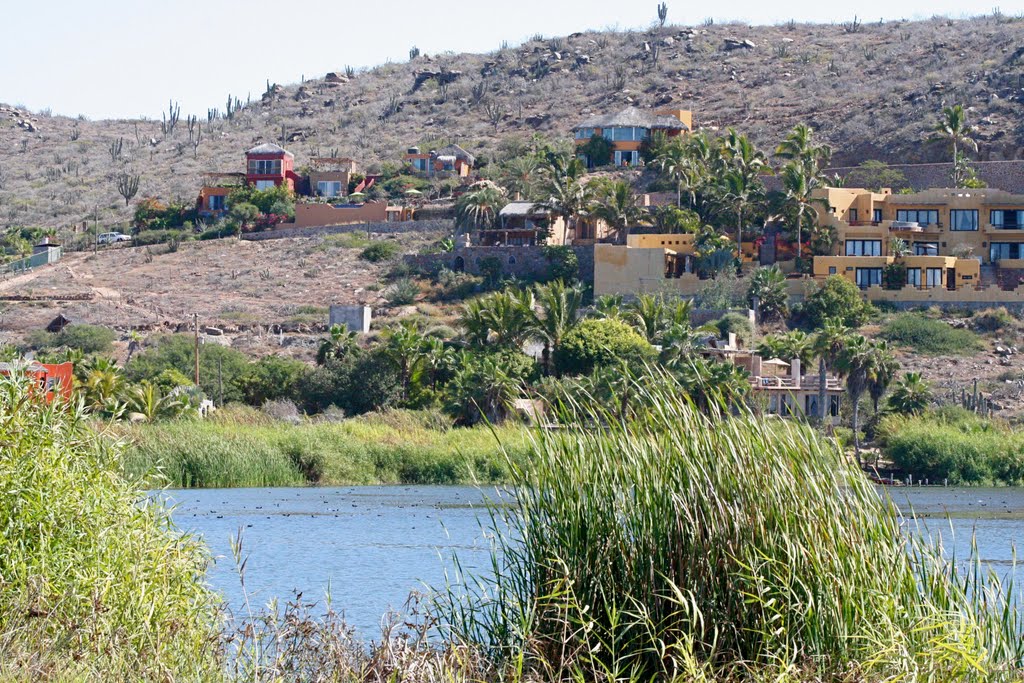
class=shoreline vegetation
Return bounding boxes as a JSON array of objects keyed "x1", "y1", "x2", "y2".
[
  {"x1": 117, "y1": 406, "x2": 529, "y2": 488},
  {"x1": 6, "y1": 374, "x2": 1022, "y2": 681}
]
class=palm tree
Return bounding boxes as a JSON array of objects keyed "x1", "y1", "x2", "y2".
[
  {"x1": 536, "y1": 155, "x2": 594, "y2": 241},
  {"x1": 867, "y1": 341, "x2": 898, "y2": 415},
  {"x1": 757, "y1": 330, "x2": 814, "y2": 368},
  {"x1": 454, "y1": 183, "x2": 507, "y2": 237},
  {"x1": 125, "y1": 382, "x2": 193, "y2": 422},
  {"x1": 887, "y1": 372, "x2": 932, "y2": 415},
  {"x1": 775, "y1": 123, "x2": 833, "y2": 168},
  {"x1": 590, "y1": 180, "x2": 643, "y2": 245},
  {"x1": 812, "y1": 318, "x2": 848, "y2": 425},
  {"x1": 316, "y1": 325, "x2": 359, "y2": 365},
  {"x1": 779, "y1": 160, "x2": 827, "y2": 271},
  {"x1": 531, "y1": 280, "x2": 583, "y2": 375},
  {"x1": 719, "y1": 168, "x2": 764, "y2": 268},
  {"x1": 379, "y1": 321, "x2": 429, "y2": 403},
  {"x1": 747, "y1": 265, "x2": 789, "y2": 322},
  {"x1": 655, "y1": 138, "x2": 701, "y2": 208},
  {"x1": 835, "y1": 334, "x2": 876, "y2": 466},
  {"x1": 501, "y1": 156, "x2": 539, "y2": 201},
  {"x1": 930, "y1": 104, "x2": 977, "y2": 186},
  {"x1": 459, "y1": 289, "x2": 535, "y2": 349},
  {"x1": 625, "y1": 293, "x2": 669, "y2": 344},
  {"x1": 592, "y1": 294, "x2": 624, "y2": 320}
]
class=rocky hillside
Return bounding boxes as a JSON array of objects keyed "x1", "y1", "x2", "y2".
[{"x1": 2, "y1": 14, "x2": 1023, "y2": 230}]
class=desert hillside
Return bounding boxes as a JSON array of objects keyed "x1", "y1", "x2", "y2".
[{"x1": 1, "y1": 14, "x2": 1022, "y2": 230}]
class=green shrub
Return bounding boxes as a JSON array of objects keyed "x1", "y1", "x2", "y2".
[
  {"x1": 880, "y1": 313, "x2": 982, "y2": 354},
  {"x1": 714, "y1": 312, "x2": 754, "y2": 345},
  {"x1": 554, "y1": 318, "x2": 654, "y2": 376},
  {"x1": 541, "y1": 244, "x2": 579, "y2": 283},
  {"x1": 132, "y1": 229, "x2": 186, "y2": 246},
  {"x1": 800, "y1": 275, "x2": 875, "y2": 328},
  {"x1": 127, "y1": 334, "x2": 251, "y2": 404},
  {"x1": 28, "y1": 323, "x2": 117, "y2": 354},
  {"x1": 238, "y1": 355, "x2": 308, "y2": 406},
  {"x1": 360, "y1": 241, "x2": 400, "y2": 262},
  {"x1": 383, "y1": 277, "x2": 419, "y2": 306},
  {"x1": 0, "y1": 380, "x2": 217, "y2": 676}
]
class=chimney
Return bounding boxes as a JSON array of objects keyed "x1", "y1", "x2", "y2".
[{"x1": 791, "y1": 358, "x2": 801, "y2": 389}]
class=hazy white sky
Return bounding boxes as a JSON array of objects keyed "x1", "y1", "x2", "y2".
[{"x1": 2, "y1": 0, "x2": 1018, "y2": 120}]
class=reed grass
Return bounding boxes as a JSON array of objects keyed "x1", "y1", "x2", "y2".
[
  {"x1": 0, "y1": 378, "x2": 220, "y2": 680},
  {"x1": 118, "y1": 409, "x2": 529, "y2": 488},
  {"x1": 440, "y1": 371, "x2": 1024, "y2": 681}
]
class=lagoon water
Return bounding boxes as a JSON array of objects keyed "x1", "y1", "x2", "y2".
[{"x1": 164, "y1": 485, "x2": 1023, "y2": 638}]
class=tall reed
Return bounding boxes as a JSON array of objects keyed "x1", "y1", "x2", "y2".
[
  {"x1": 0, "y1": 379, "x2": 220, "y2": 680},
  {"x1": 441, "y1": 371, "x2": 1023, "y2": 681}
]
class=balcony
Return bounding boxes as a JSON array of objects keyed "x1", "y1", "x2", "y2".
[{"x1": 751, "y1": 375, "x2": 843, "y2": 391}]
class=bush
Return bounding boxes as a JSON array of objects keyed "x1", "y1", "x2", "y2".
[
  {"x1": 238, "y1": 355, "x2": 308, "y2": 406},
  {"x1": 972, "y1": 306, "x2": 1015, "y2": 332},
  {"x1": 879, "y1": 411, "x2": 1023, "y2": 484},
  {"x1": 800, "y1": 275, "x2": 875, "y2": 329},
  {"x1": 542, "y1": 244, "x2": 579, "y2": 283},
  {"x1": 554, "y1": 318, "x2": 655, "y2": 376},
  {"x1": 132, "y1": 229, "x2": 187, "y2": 246},
  {"x1": 127, "y1": 334, "x2": 252, "y2": 404},
  {"x1": 383, "y1": 278, "x2": 419, "y2": 306},
  {"x1": 715, "y1": 312, "x2": 754, "y2": 345},
  {"x1": 880, "y1": 313, "x2": 981, "y2": 355},
  {"x1": 360, "y1": 241, "x2": 401, "y2": 262},
  {"x1": 28, "y1": 323, "x2": 117, "y2": 354},
  {"x1": 0, "y1": 380, "x2": 216, "y2": 676}
]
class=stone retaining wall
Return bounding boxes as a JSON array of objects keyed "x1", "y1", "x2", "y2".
[
  {"x1": 406, "y1": 245, "x2": 596, "y2": 283},
  {"x1": 241, "y1": 219, "x2": 451, "y2": 241}
]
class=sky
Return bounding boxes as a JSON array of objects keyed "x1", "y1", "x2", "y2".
[{"x1": 2, "y1": 0, "x2": 1021, "y2": 120}]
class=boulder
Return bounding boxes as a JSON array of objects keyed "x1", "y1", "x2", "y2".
[{"x1": 724, "y1": 38, "x2": 756, "y2": 51}]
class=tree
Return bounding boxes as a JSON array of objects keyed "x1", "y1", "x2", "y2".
[
  {"x1": 454, "y1": 183, "x2": 507, "y2": 235},
  {"x1": 801, "y1": 275, "x2": 874, "y2": 329},
  {"x1": 625, "y1": 293, "x2": 670, "y2": 344},
  {"x1": 844, "y1": 160, "x2": 909, "y2": 192},
  {"x1": 579, "y1": 134, "x2": 614, "y2": 168},
  {"x1": 655, "y1": 137, "x2": 701, "y2": 208},
  {"x1": 500, "y1": 156, "x2": 539, "y2": 201},
  {"x1": 542, "y1": 244, "x2": 579, "y2": 283},
  {"x1": 554, "y1": 318, "x2": 654, "y2": 376},
  {"x1": 531, "y1": 279, "x2": 583, "y2": 375},
  {"x1": 536, "y1": 153, "x2": 594, "y2": 239},
  {"x1": 116, "y1": 170, "x2": 141, "y2": 207},
  {"x1": 887, "y1": 372, "x2": 932, "y2": 415},
  {"x1": 866, "y1": 341, "x2": 898, "y2": 415},
  {"x1": 835, "y1": 334, "x2": 882, "y2": 466},
  {"x1": 779, "y1": 160, "x2": 827, "y2": 270},
  {"x1": 929, "y1": 104, "x2": 978, "y2": 187},
  {"x1": 459, "y1": 289, "x2": 535, "y2": 348},
  {"x1": 316, "y1": 325, "x2": 360, "y2": 365},
  {"x1": 446, "y1": 350, "x2": 535, "y2": 425},
  {"x1": 126, "y1": 334, "x2": 251, "y2": 405},
  {"x1": 757, "y1": 330, "x2": 814, "y2": 368},
  {"x1": 812, "y1": 318, "x2": 848, "y2": 425},
  {"x1": 775, "y1": 123, "x2": 832, "y2": 168},
  {"x1": 238, "y1": 355, "x2": 308, "y2": 406},
  {"x1": 378, "y1": 321, "x2": 430, "y2": 404},
  {"x1": 748, "y1": 265, "x2": 789, "y2": 322},
  {"x1": 125, "y1": 382, "x2": 194, "y2": 422}
]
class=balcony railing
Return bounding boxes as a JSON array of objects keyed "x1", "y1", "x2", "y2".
[{"x1": 751, "y1": 375, "x2": 843, "y2": 391}]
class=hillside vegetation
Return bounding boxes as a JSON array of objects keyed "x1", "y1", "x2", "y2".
[{"x1": 2, "y1": 14, "x2": 1023, "y2": 230}]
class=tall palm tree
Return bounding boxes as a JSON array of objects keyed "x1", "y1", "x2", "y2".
[
  {"x1": 501, "y1": 156, "x2": 540, "y2": 201},
  {"x1": 812, "y1": 318, "x2": 848, "y2": 425},
  {"x1": 779, "y1": 160, "x2": 828, "y2": 271},
  {"x1": 655, "y1": 138, "x2": 701, "y2": 208},
  {"x1": 536, "y1": 154, "x2": 594, "y2": 241},
  {"x1": 719, "y1": 168, "x2": 764, "y2": 268},
  {"x1": 459, "y1": 289, "x2": 535, "y2": 349},
  {"x1": 591, "y1": 180, "x2": 644, "y2": 245},
  {"x1": 867, "y1": 341, "x2": 898, "y2": 415},
  {"x1": 531, "y1": 279, "x2": 583, "y2": 375},
  {"x1": 625, "y1": 293, "x2": 669, "y2": 344},
  {"x1": 379, "y1": 321, "x2": 429, "y2": 403},
  {"x1": 835, "y1": 334, "x2": 875, "y2": 466},
  {"x1": 775, "y1": 123, "x2": 833, "y2": 168},
  {"x1": 757, "y1": 330, "x2": 814, "y2": 368},
  {"x1": 930, "y1": 104, "x2": 977, "y2": 183}
]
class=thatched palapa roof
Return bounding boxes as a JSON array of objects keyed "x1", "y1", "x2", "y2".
[{"x1": 573, "y1": 106, "x2": 688, "y2": 132}]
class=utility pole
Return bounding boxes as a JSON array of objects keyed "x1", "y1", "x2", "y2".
[{"x1": 193, "y1": 313, "x2": 200, "y2": 386}]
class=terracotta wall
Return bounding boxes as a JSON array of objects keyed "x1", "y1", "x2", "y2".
[{"x1": 292, "y1": 201, "x2": 388, "y2": 227}]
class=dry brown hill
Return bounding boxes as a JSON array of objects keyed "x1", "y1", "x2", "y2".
[{"x1": 2, "y1": 14, "x2": 1023, "y2": 231}]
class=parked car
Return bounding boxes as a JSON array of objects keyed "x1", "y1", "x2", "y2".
[{"x1": 97, "y1": 232, "x2": 130, "y2": 244}]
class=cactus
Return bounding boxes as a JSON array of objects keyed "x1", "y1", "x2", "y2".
[
  {"x1": 657, "y1": 2, "x2": 668, "y2": 27},
  {"x1": 161, "y1": 100, "x2": 180, "y2": 136},
  {"x1": 409, "y1": 45, "x2": 420, "y2": 61},
  {"x1": 116, "y1": 170, "x2": 140, "y2": 206},
  {"x1": 108, "y1": 137, "x2": 124, "y2": 163}
]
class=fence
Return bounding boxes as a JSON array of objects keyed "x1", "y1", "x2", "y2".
[{"x1": 1, "y1": 247, "x2": 62, "y2": 275}]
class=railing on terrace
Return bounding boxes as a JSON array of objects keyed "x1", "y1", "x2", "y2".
[{"x1": 752, "y1": 375, "x2": 842, "y2": 391}]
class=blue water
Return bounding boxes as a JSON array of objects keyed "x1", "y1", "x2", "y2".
[{"x1": 163, "y1": 485, "x2": 1023, "y2": 638}]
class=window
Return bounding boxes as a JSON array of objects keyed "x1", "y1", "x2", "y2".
[
  {"x1": 925, "y1": 268, "x2": 943, "y2": 288},
  {"x1": 413, "y1": 158, "x2": 428, "y2": 171},
  {"x1": 845, "y1": 240, "x2": 881, "y2": 256},
  {"x1": 602, "y1": 127, "x2": 648, "y2": 142},
  {"x1": 896, "y1": 209, "x2": 939, "y2": 226},
  {"x1": 873, "y1": 208, "x2": 883, "y2": 223},
  {"x1": 248, "y1": 159, "x2": 282, "y2": 175},
  {"x1": 906, "y1": 267, "x2": 921, "y2": 287},
  {"x1": 847, "y1": 208, "x2": 858, "y2": 223},
  {"x1": 829, "y1": 395, "x2": 841, "y2": 417},
  {"x1": 855, "y1": 268, "x2": 882, "y2": 289},
  {"x1": 949, "y1": 209, "x2": 978, "y2": 231},
  {"x1": 805, "y1": 394, "x2": 819, "y2": 418},
  {"x1": 913, "y1": 242, "x2": 939, "y2": 256},
  {"x1": 990, "y1": 242, "x2": 1024, "y2": 261},
  {"x1": 317, "y1": 181, "x2": 342, "y2": 198},
  {"x1": 828, "y1": 266, "x2": 837, "y2": 275},
  {"x1": 208, "y1": 195, "x2": 225, "y2": 211},
  {"x1": 254, "y1": 180, "x2": 276, "y2": 190},
  {"x1": 991, "y1": 210, "x2": 1024, "y2": 229},
  {"x1": 574, "y1": 127, "x2": 595, "y2": 140}
]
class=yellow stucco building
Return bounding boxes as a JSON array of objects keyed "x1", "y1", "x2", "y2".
[{"x1": 812, "y1": 187, "x2": 1024, "y2": 290}]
